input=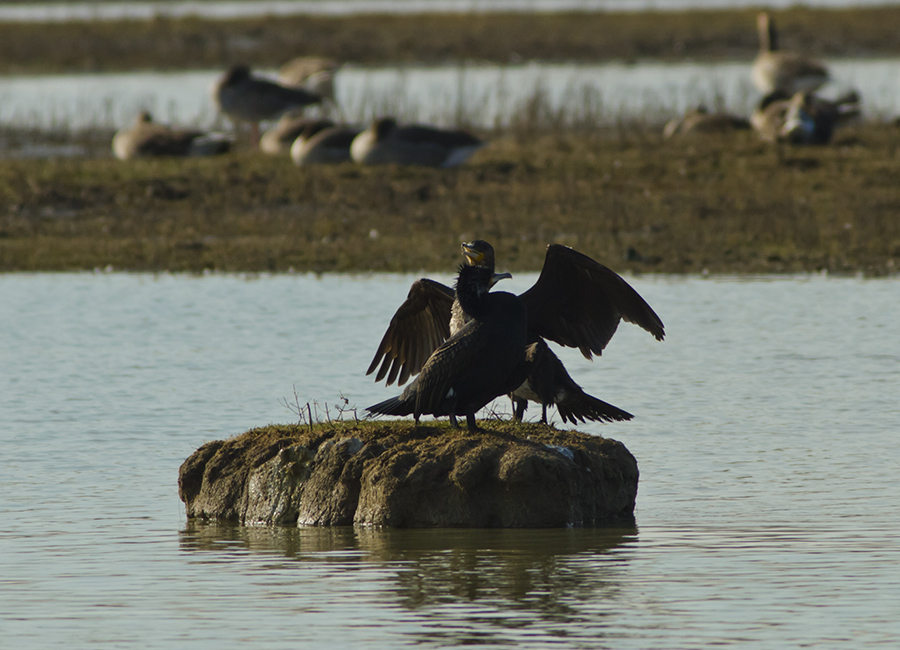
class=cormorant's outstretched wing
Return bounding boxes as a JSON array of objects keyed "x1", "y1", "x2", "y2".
[
  {"x1": 518, "y1": 245, "x2": 665, "y2": 359},
  {"x1": 368, "y1": 321, "x2": 489, "y2": 419},
  {"x1": 366, "y1": 279, "x2": 455, "y2": 386},
  {"x1": 413, "y1": 319, "x2": 487, "y2": 419}
]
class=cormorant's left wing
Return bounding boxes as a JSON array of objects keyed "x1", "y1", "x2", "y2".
[{"x1": 366, "y1": 279, "x2": 455, "y2": 386}]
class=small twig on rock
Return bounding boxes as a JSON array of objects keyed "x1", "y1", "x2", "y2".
[
  {"x1": 335, "y1": 392, "x2": 359, "y2": 423},
  {"x1": 280, "y1": 384, "x2": 309, "y2": 426}
]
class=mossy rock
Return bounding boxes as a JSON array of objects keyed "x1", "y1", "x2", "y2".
[{"x1": 178, "y1": 420, "x2": 639, "y2": 528}]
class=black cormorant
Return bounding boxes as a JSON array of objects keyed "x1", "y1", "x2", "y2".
[
  {"x1": 366, "y1": 240, "x2": 497, "y2": 387},
  {"x1": 367, "y1": 241, "x2": 664, "y2": 424},
  {"x1": 366, "y1": 264, "x2": 527, "y2": 431}
]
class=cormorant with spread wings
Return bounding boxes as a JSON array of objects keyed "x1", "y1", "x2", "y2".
[
  {"x1": 367, "y1": 241, "x2": 665, "y2": 425},
  {"x1": 367, "y1": 263, "x2": 528, "y2": 431}
]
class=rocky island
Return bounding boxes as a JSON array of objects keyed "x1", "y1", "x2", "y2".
[{"x1": 178, "y1": 421, "x2": 639, "y2": 528}]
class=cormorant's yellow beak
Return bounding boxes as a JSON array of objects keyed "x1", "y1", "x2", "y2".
[
  {"x1": 462, "y1": 242, "x2": 485, "y2": 266},
  {"x1": 490, "y1": 272, "x2": 512, "y2": 287}
]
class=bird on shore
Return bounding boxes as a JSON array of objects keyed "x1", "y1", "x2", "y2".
[
  {"x1": 291, "y1": 123, "x2": 362, "y2": 165},
  {"x1": 277, "y1": 56, "x2": 340, "y2": 104},
  {"x1": 350, "y1": 117, "x2": 486, "y2": 167},
  {"x1": 367, "y1": 241, "x2": 665, "y2": 425},
  {"x1": 112, "y1": 111, "x2": 231, "y2": 160},
  {"x1": 366, "y1": 264, "x2": 528, "y2": 432},
  {"x1": 750, "y1": 90, "x2": 793, "y2": 143},
  {"x1": 260, "y1": 115, "x2": 334, "y2": 155},
  {"x1": 212, "y1": 64, "x2": 323, "y2": 148},
  {"x1": 780, "y1": 89, "x2": 861, "y2": 145},
  {"x1": 663, "y1": 106, "x2": 751, "y2": 139},
  {"x1": 752, "y1": 89, "x2": 861, "y2": 144},
  {"x1": 752, "y1": 12, "x2": 829, "y2": 96}
]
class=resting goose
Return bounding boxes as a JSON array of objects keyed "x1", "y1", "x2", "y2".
[
  {"x1": 112, "y1": 111, "x2": 231, "y2": 160},
  {"x1": 350, "y1": 117, "x2": 486, "y2": 167}
]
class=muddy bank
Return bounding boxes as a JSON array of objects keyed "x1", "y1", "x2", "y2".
[
  {"x1": 178, "y1": 421, "x2": 638, "y2": 527},
  {"x1": 2, "y1": 123, "x2": 898, "y2": 276}
]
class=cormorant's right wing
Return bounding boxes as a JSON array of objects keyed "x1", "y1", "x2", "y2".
[
  {"x1": 519, "y1": 244, "x2": 665, "y2": 359},
  {"x1": 366, "y1": 279, "x2": 455, "y2": 386}
]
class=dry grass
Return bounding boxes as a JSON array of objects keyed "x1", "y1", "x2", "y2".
[
  {"x1": 2, "y1": 8, "x2": 900, "y2": 75},
  {"x1": 2, "y1": 122, "x2": 899, "y2": 276}
]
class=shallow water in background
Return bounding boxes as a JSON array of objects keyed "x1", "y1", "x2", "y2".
[
  {"x1": 2, "y1": 59, "x2": 898, "y2": 137},
  {"x1": 1, "y1": 272, "x2": 898, "y2": 648},
  {"x1": 0, "y1": 0, "x2": 889, "y2": 22}
]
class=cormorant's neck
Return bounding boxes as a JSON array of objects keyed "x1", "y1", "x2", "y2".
[{"x1": 455, "y1": 265, "x2": 492, "y2": 318}]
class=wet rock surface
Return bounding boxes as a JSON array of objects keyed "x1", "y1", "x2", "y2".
[{"x1": 178, "y1": 422, "x2": 639, "y2": 528}]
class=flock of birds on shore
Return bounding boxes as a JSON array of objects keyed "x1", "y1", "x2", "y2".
[
  {"x1": 664, "y1": 12, "x2": 860, "y2": 144},
  {"x1": 112, "y1": 56, "x2": 487, "y2": 166},
  {"x1": 110, "y1": 12, "x2": 856, "y2": 428},
  {"x1": 112, "y1": 11, "x2": 862, "y2": 164}
]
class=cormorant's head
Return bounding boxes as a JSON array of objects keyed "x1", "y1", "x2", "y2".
[{"x1": 461, "y1": 240, "x2": 496, "y2": 270}]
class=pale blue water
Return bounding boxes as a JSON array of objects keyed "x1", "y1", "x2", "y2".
[
  {"x1": 1, "y1": 272, "x2": 898, "y2": 648},
  {"x1": 2, "y1": 58, "x2": 898, "y2": 137},
  {"x1": 0, "y1": 0, "x2": 892, "y2": 23}
]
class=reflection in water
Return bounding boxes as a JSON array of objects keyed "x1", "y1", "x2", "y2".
[{"x1": 180, "y1": 522, "x2": 636, "y2": 619}]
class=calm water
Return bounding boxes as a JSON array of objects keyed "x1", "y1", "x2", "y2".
[{"x1": 1, "y1": 272, "x2": 898, "y2": 648}]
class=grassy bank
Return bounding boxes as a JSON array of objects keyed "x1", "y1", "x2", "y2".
[
  {"x1": 2, "y1": 123, "x2": 898, "y2": 276},
  {"x1": 3, "y1": 7, "x2": 900, "y2": 75},
  {"x1": 3, "y1": 8, "x2": 899, "y2": 276}
]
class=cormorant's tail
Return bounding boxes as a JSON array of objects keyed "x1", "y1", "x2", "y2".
[
  {"x1": 366, "y1": 395, "x2": 414, "y2": 417},
  {"x1": 557, "y1": 392, "x2": 633, "y2": 425}
]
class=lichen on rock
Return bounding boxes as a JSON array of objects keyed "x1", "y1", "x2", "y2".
[{"x1": 178, "y1": 421, "x2": 639, "y2": 528}]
